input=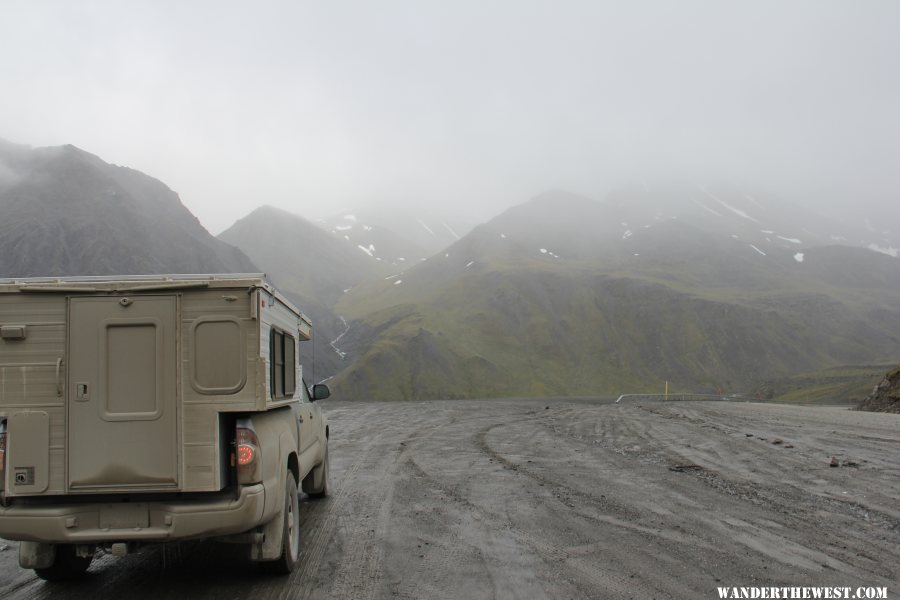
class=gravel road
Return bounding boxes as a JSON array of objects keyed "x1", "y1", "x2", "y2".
[{"x1": 1, "y1": 399, "x2": 898, "y2": 599}]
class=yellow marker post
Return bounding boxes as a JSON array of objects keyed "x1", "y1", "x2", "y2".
[{"x1": 665, "y1": 380, "x2": 668, "y2": 400}]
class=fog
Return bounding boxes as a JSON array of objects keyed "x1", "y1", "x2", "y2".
[{"x1": 2, "y1": 1, "x2": 898, "y2": 234}]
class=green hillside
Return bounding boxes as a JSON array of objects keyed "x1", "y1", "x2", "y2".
[
  {"x1": 330, "y1": 191, "x2": 900, "y2": 400},
  {"x1": 753, "y1": 364, "x2": 895, "y2": 406}
]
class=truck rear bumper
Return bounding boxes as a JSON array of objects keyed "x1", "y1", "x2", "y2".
[{"x1": 0, "y1": 484, "x2": 266, "y2": 544}]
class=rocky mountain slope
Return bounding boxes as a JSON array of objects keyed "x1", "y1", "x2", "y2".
[
  {"x1": 330, "y1": 189, "x2": 900, "y2": 400},
  {"x1": 0, "y1": 139, "x2": 255, "y2": 277},
  {"x1": 857, "y1": 365, "x2": 900, "y2": 413}
]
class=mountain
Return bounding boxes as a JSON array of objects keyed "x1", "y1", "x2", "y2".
[
  {"x1": 604, "y1": 180, "x2": 899, "y2": 258},
  {"x1": 0, "y1": 139, "x2": 255, "y2": 277},
  {"x1": 318, "y1": 205, "x2": 478, "y2": 266},
  {"x1": 218, "y1": 206, "x2": 392, "y2": 382},
  {"x1": 329, "y1": 189, "x2": 900, "y2": 400}
]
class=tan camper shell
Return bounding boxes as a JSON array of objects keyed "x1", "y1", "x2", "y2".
[{"x1": 0, "y1": 274, "x2": 330, "y2": 579}]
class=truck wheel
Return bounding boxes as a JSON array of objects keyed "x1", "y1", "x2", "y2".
[
  {"x1": 302, "y1": 444, "x2": 329, "y2": 498},
  {"x1": 263, "y1": 470, "x2": 300, "y2": 574},
  {"x1": 33, "y1": 545, "x2": 92, "y2": 581}
]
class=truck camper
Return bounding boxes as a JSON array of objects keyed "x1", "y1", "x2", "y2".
[{"x1": 0, "y1": 274, "x2": 330, "y2": 579}]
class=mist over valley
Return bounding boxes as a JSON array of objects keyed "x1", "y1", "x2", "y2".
[{"x1": 2, "y1": 139, "x2": 898, "y2": 403}]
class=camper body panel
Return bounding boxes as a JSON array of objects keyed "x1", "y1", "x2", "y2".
[
  {"x1": 0, "y1": 293, "x2": 67, "y2": 496},
  {"x1": 66, "y1": 294, "x2": 180, "y2": 494}
]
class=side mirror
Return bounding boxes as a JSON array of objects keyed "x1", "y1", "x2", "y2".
[{"x1": 311, "y1": 384, "x2": 331, "y2": 401}]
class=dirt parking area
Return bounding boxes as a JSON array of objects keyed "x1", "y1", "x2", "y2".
[{"x1": 1, "y1": 399, "x2": 898, "y2": 599}]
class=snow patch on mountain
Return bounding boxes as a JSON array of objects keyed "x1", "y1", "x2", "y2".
[
  {"x1": 693, "y1": 198, "x2": 723, "y2": 217},
  {"x1": 330, "y1": 316, "x2": 350, "y2": 360},
  {"x1": 777, "y1": 235, "x2": 802, "y2": 244},
  {"x1": 749, "y1": 244, "x2": 767, "y2": 256},
  {"x1": 418, "y1": 219, "x2": 436, "y2": 236},
  {"x1": 743, "y1": 194, "x2": 765, "y2": 209},
  {"x1": 702, "y1": 187, "x2": 759, "y2": 223},
  {"x1": 868, "y1": 244, "x2": 899, "y2": 258},
  {"x1": 794, "y1": 253, "x2": 805, "y2": 263}
]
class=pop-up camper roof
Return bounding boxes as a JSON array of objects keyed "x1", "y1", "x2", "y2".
[{"x1": 0, "y1": 273, "x2": 311, "y2": 334}]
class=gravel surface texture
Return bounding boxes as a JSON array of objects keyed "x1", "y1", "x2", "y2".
[{"x1": 1, "y1": 399, "x2": 897, "y2": 599}]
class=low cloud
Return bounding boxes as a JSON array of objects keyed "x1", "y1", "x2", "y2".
[{"x1": 0, "y1": 159, "x2": 22, "y2": 191}]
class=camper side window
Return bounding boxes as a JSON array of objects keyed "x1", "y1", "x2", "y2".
[
  {"x1": 284, "y1": 335, "x2": 296, "y2": 396},
  {"x1": 270, "y1": 329, "x2": 297, "y2": 399}
]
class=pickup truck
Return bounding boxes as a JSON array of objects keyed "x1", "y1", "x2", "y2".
[{"x1": 0, "y1": 274, "x2": 330, "y2": 579}]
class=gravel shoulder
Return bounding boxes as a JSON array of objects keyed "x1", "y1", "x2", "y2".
[{"x1": 1, "y1": 399, "x2": 898, "y2": 599}]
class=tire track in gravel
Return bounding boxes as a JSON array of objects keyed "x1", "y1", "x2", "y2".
[
  {"x1": 300, "y1": 433, "x2": 396, "y2": 600},
  {"x1": 474, "y1": 422, "x2": 643, "y2": 520},
  {"x1": 398, "y1": 419, "x2": 661, "y2": 599},
  {"x1": 547, "y1": 402, "x2": 899, "y2": 584},
  {"x1": 392, "y1": 458, "x2": 472, "y2": 600},
  {"x1": 305, "y1": 409, "x2": 494, "y2": 600},
  {"x1": 289, "y1": 429, "x2": 391, "y2": 600},
  {"x1": 631, "y1": 404, "x2": 900, "y2": 531}
]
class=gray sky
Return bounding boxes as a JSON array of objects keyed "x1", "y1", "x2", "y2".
[{"x1": 2, "y1": 1, "x2": 899, "y2": 234}]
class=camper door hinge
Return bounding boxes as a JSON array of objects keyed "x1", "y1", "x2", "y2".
[{"x1": 55, "y1": 358, "x2": 63, "y2": 397}]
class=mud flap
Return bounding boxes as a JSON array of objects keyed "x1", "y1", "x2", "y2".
[
  {"x1": 19, "y1": 541, "x2": 55, "y2": 569},
  {"x1": 250, "y1": 506, "x2": 284, "y2": 561}
]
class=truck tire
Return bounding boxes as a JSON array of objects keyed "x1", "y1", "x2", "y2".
[
  {"x1": 302, "y1": 444, "x2": 329, "y2": 498},
  {"x1": 33, "y1": 545, "x2": 92, "y2": 581},
  {"x1": 262, "y1": 470, "x2": 300, "y2": 574}
]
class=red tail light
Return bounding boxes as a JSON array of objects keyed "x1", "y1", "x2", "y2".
[
  {"x1": 236, "y1": 425, "x2": 261, "y2": 484},
  {"x1": 236, "y1": 427, "x2": 259, "y2": 465},
  {"x1": 237, "y1": 444, "x2": 255, "y2": 466}
]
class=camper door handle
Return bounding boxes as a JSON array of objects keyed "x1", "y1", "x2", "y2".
[
  {"x1": 56, "y1": 358, "x2": 63, "y2": 397},
  {"x1": 76, "y1": 383, "x2": 90, "y2": 402}
]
